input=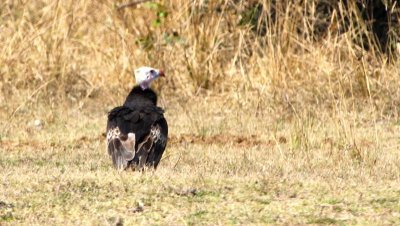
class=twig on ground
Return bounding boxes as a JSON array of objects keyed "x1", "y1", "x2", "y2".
[
  {"x1": 172, "y1": 152, "x2": 182, "y2": 169},
  {"x1": 116, "y1": 0, "x2": 153, "y2": 10},
  {"x1": 160, "y1": 152, "x2": 174, "y2": 161}
]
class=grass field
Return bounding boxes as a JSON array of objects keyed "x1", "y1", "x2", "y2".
[{"x1": 1, "y1": 0, "x2": 400, "y2": 225}]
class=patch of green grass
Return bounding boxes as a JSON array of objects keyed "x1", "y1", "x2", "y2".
[
  {"x1": 1, "y1": 212, "x2": 15, "y2": 222},
  {"x1": 307, "y1": 216, "x2": 342, "y2": 225},
  {"x1": 187, "y1": 210, "x2": 209, "y2": 224},
  {"x1": 324, "y1": 198, "x2": 342, "y2": 205},
  {"x1": 370, "y1": 197, "x2": 400, "y2": 209}
]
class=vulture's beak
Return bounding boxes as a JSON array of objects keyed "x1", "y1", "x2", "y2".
[{"x1": 158, "y1": 70, "x2": 165, "y2": 77}]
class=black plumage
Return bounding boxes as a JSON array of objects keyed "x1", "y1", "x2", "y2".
[{"x1": 106, "y1": 86, "x2": 168, "y2": 170}]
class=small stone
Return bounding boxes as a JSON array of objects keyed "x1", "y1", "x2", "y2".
[{"x1": 34, "y1": 119, "x2": 42, "y2": 127}]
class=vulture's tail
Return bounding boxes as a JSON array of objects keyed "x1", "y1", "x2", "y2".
[{"x1": 107, "y1": 131, "x2": 136, "y2": 170}]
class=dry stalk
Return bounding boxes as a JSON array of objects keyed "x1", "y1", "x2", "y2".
[{"x1": 116, "y1": 0, "x2": 153, "y2": 10}]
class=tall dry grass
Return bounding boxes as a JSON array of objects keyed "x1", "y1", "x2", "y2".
[
  {"x1": 0, "y1": 0, "x2": 398, "y2": 101},
  {"x1": 1, "y1": 1, "x2": 400, "y2": 224},
  {"x1": 0, "y1": 0, "x2": 399, "y2": 145}
]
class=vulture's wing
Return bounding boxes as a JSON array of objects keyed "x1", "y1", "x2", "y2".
[
  {"x1": 146, "y1": 118, "x2": 168, "y2": 168},
  {"x1": 107, "y1": 131, "x2": 135, "y2": 170},
  {"x1": 106, "y1": 105, "x2": 166, "y2": 170},
  {"x1": 106, "y1": 106, "x2": 140, "y2": 170},
  {"x1": 132, "y1": 118, "x2": 168, "y2": 169}
]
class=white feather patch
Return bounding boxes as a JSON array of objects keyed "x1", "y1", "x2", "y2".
[{"x1": 107, "y1": 127, "x2": 121, "y2": 145}]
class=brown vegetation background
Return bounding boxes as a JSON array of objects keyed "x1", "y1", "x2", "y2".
[
  {"x1": 1, "y1": 0, "x2": 399, "y2": 113},
  {"x1": 1, "y1": 0, "x2": 400, "y2": 224}
]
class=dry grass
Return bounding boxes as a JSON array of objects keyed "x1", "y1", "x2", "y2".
[{"x1": 1, "y1": 0, "x2": 400, "y2": 225}]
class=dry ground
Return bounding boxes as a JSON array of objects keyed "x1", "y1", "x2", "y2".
[
  {"x1": 1, "y1": 95, "x2": 400, "y2": 225},
  {"x1": 1, "y1": 0, "x2": 400, "y2": 225}
]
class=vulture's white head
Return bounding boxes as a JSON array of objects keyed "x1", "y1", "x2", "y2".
[{"x1": 134, "y1": 66, "x2": 165, "y2": 90}]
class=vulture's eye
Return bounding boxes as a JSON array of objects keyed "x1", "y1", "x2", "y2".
[{"x1": 149, "y1": 69, "x2": 155, "y2": 74}]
